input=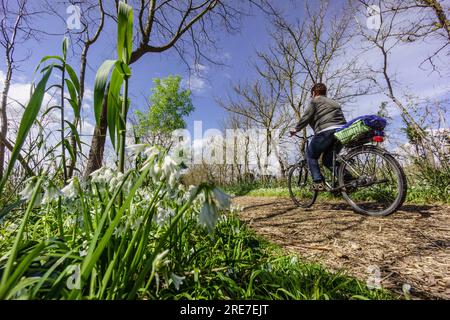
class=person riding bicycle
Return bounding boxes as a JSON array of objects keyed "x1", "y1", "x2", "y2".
[{"x1": 289, "y1": 83, "x2": 348, "y2": 191}]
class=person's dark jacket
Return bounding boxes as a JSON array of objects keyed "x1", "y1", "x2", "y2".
[{"x1": 295, "y1": 95, "x2": 347, "y2": 133}]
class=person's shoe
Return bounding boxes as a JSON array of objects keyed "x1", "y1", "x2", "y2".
[{"x1": 311, "y1": 181, "x2": 326, "y2": 191}]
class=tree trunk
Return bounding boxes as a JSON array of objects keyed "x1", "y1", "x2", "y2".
[
  {"x1": 68, "y1": 47, "x2": 88, "y2": 178},
  {"x1": 83, "y1": 85, "x2": 108, "y2": 180},
  {"x1": 0, "y1": 134, "x2": 34, "y2": 176},
  {"x1": 0, "y1": 67, "x2": 11, "y2": 179}
]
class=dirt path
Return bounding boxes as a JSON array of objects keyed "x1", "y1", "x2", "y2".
[{"x1": 233, "y1": 196, "x2": 450, "y2": 299}]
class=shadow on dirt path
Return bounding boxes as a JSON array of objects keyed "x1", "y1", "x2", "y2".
[{"x1": 233, "y1": 196, "x2": 450, "y2": 299}]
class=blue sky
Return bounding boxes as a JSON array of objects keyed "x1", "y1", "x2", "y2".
[
  {"x1": 1, "y1": 0, "x2": 290, "y2": 133},
  {"x1": 1, "y1": 0, "x2": 449, "y2": 161}
]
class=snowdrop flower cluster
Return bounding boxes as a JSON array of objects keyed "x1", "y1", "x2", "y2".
[
  {"x1": 152, "y1": 249, "x2": 170, "y2": 272},
  {"x1": 42, "y1": 183, "x2": 62, "y2": 204},
  {"x1": 154, "y1": 207, "x2": 175, "y2": 227},
  {"x1": 108, "y1": 172, "x2": 125, "y2": 192},
  {"x1": 90, "y1": 166, "x2": 135, "y2": 194},
  {"x1": 61, "y1": 178, "x2": 79, "y2": 199},
  {"x1": 125, "y1": 143, "x2": 148, "y2": 159},
  {"x1": 133, "y1": 144, "x2": 180, "y2": 189},
  {"x1": 113, "y1": 224, "x2": 126, "y2": 237},
  {"x1": 18, "y1": 177, "x2": 38, "y2": 201},
  {"x1": 198, "y1": 187, "x2": 232, "y2": 232},
  {"x1": 148, "y1": 155, "x2": 180, "y2": 189},
  {"x1": 63, "y1": 217, "x2": 76, "y2": 229},
  {"x1": 230, "y1": 204, "x2": 243, "y2": 214},
  {"x1": 90, "y1": 166, "x2": 115, "y2": 184},
  {"x1": 79, "y1": 240, "x2": 88, "y2": 257},
  {"x1": 18, "y1": 177, "x2": 42, "y2": 208}
]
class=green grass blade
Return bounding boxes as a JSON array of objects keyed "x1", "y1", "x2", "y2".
[
  {"x1": 0, "y1": 177, "x2": 44, "y2": 298},
  {"x1": 117, "y1": 1, "x2": 133, "y2": 63},
  {"x1": 0, "y1": 67, "x2": 53, "y2": 194},
  {"x1": 65, "y1": 63, "x2": 80, "y2": 95},
  {"x1": 93, "y1": 59, "x2": 117, "y2": 125}
]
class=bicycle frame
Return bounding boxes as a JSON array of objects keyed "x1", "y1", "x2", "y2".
[{"x1": 292, "y1": 133, "x2": 365, "y2": 192}]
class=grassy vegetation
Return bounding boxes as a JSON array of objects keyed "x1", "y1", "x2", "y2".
[
  {"x1": 224, "y1": 179, "x2": 449, "y2": 205},
  {"x1": 0, "y1": 173, "x2": 394, "y2": 299},
  {"x1": 135, "y1": 214, "x2": 395, "y2": 300}
]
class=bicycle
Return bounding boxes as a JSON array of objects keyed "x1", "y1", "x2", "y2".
[{"x1": 287, "y1": 133, "x2": 407, "y2": 216}]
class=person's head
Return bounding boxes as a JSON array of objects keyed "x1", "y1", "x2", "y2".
[{"x1": 311, "y1": 83, "x2": 327, "y2": 98}]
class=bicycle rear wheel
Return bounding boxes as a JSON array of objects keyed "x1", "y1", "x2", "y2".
[
  {"x1": 288, "y1": 162, "x2": 318, "y2": 208},
  {"x1": 338, "y1": 146, "x2": 407, "y2": 216}
]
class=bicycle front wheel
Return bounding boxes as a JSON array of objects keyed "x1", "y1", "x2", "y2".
[
  {"x1": 288, "y1": 162, "x2": 318, "y2": 208},
  {"x1": 338, "y1": 146, "x2": 407, "y2": 216}
]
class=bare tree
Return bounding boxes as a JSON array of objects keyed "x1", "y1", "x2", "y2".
[
  {"x1": 271, "y1": 0, "x2": 373, "y2": 103},
  {"x1": 361, "y1": 0, "x2": 450, "y2": 71},
  {"x1": 68, "y1": 0, "x2": 105, "y2": 178},
  {"x1": 83, "y1": 0, "x2": 271, "y2": 178},
  {"x1": 354, "y1": 0, "x2": 448, "y2": 168},
  {"x1": 220, "y1": 0, "x2": 373, "y2": 179},
  {"x1": 218, "y1": 66, "x2": 287, "y2": 177},
  {"x1": 0, "y1": 0, "x2": 43, "y2": 178}
]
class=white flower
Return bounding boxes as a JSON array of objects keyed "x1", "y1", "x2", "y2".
[
  {"x1": 154, "y1": 207, "x2": 175, "y2": 227},
  {"x1": 230, "y1": 204, "x2": 243, "y2": 213},
  {"x1": 126, "y1": 143, "x2": 148, "y2": 156},
  {"x1": 131, "y1": 216, "x2": 144, "y2": 230},
  {"x1": 199, "y1": 201, "x2": 219, "y2": 232},
  {"x1": 109, "y1": 172, "x2": 125, "y2": 192},
  {"x1": 152, "y1": 249, "x2": 169, "y2": 272},
  {"x1": 61, "y1": 178, "x2": 78, "y2": 199},
  {"x1": 42, "y1": 184, "x2": 62, "y2": 204},
  {"x1": 19, "y1": 177, "x2": 40, "y2": 200},
  {"x1": 290, "y1": 256, "x2": 298, "y2": 265},
  {"x1": 19, "y1": 177, "x2": 42, "y2": 207},
  {"x1": 90, "y1": 166, "x2": 115, "y2": 184},
  {"x1": 168, "y1": 171, "x2": 180, "y2": 189},
  {"x1": 170, "y1": 273, "x2": 185, "y2": 291},
  {"x1": 6, "y1": 222, "x2": 19, "y2": 233},
  {"x1": 63, "y1": 217, "x2": 76, "y2": 228},
  {"x1": 212, "y1": 188, "x2": 231, "y2": 210},
  {"x1": 113, "y1": 224, "x2": 126, "y2": 237},
  {"x1": 161, "y1": 156, "x2": 177, "y2": 178},
  {"x1": 144, "y1": 146, "x2": 159, "y2": 159}
]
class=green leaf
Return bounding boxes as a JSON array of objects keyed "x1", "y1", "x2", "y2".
[
  {"x1": 0, "y1": 177, "x2": 44, "y2": 298},
  {"x1": 116, "y1": 61, "x2": 131, "y2": 77},
  {"x1": 65, "y1": 79, "x2": 79, "y2": 118},
  {"x1": 62, "y1": 37, "x2": 68, "y2": 59},
  {"x1": 42, "y1": 105, "x2": 61, "y2": 118},
  {"x1": 65, "y1": 120, "x2": 83, "y2": 153},
  {"x1": 93, "y1": 60, "x2": 117, "y2": 125},
  {"x1": 0, "y1": 67, "x2": 53, "y2": 194},
  {"x1": 65, "y1": 64, "x2": 80, "y2": 95},
  {"x1": 64, "y1": 138, "x2": 75, "y2": 163},
  {"x1": 117, "y1": 1, "x2": 133, "y2": 63},
  {"x1": 34, "y1": 56, "x2": 63, "y2": 74},
  {"x1": 107, "y1": 66, "x2": 124, "y2": 149}
]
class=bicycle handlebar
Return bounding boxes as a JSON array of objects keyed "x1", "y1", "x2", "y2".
[{"x1": 290, "y1": 132, "x2": 313, "y2": 140}]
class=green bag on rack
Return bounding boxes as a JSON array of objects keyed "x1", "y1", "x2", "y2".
[{"x1": 334, "y1": 120, "x2": 371, "y2": 145}]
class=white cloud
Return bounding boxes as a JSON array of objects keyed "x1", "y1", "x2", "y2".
[
  {"x1": 187, "y1": 75, "x2": 208, "y2": 94},
  {"x1": 0, "y1": 70, "x2": 56, "y2": 124},
  {"x1": 181, "y1": 63, "x2": 211, "y2": 94},
  {"x1": 84, "y1": 87, "x2": 94, "y2": 102}
]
